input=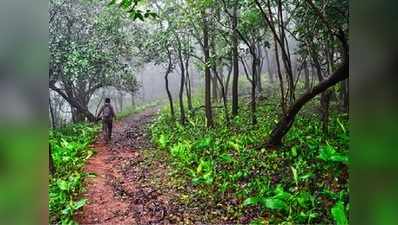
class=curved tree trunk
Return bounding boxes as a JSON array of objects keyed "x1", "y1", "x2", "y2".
[
  {"x1": 267, "y1": 60, "x2": 348, "y2": 146},
  {"x1": 49, "y1": 83, "x2": 96, "y2": 122}
]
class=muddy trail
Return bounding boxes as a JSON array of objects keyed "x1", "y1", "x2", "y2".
[{"x1": 74, "y1": 107, "x2": 198, "y2": 225}]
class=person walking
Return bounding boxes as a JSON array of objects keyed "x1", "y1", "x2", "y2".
[{"x1": 96, "y1": 98, "x2": 116, "y2": 144}]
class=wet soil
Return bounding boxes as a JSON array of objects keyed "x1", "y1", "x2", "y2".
[{"x1": 75, "y1": 108, "x2": 177, "y2": 225}]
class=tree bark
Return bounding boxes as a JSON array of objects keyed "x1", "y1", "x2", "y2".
[
  {"x1": 256, "y1": 43, "x2": 263, "y2": 93},
  {"x1": 320, "y1": 89, "x2": 332, "y2": 134},
  {"x1": 311, "y1": 49, "x2": 331, "y2": 134},
  {"x1": 251, "y1": 49, "x2": 258, "y2": 125},
  {"x1": 202, "y1": 10, "x2": 213, "y2": 128},
  {"x1": 340, "y1": 79, "x2": 349, "y2": 112},
  {"x1": 212, "y1": 64, "x2": 230, "y2": 125},
  {"x1": 274, "y1": 39, "x2": 287, "y2": 114},
  {"x1": 49, "y1": 83, "x2": 96, "y2": 122},
  {"x1": 176, "y1": 35, "x2": 186, "y2": 125},
  {"x1": 165, "y1": 49, "x2": 175, "y2": 119},
  {"x1": 185, "y1": 57, "x2": 193, "y2": 111},
  {"x1": 267, "y1": 60, "x2": 348, "y2": 146},
  {"x1": 210, "y1": 37, "x2": 219, "y2": 103},
  {"x1": 225, "y1": 59, "x2": 233, "y2": 97},
  {"x1": 49, "y1": 97, "x2": 56, "y2": 129},
  {"x1": 231, "y1": 3, "x2": 239, "y2": 117}
]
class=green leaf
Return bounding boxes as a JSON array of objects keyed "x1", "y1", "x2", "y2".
[
  {"x1": 57, "y1": 180, "x2": 69, "y2": 191},
  {"x1": 158, "y1": 134, "x2": 168, "y2": 148},
  {"x1": 297, "y1": 192, "x2": 312, "y2": 208},
  {"x1": 220, "y1": 153, "x2": 234, "y2": 163},
  {"x1": 331, "y1": 201, "x2": 348, "y2": 225},
  {"x1": 318, "y1": 144, "x2": 348, "y2": 164},
  {"x1": 291, "y1": 166, "x2": 298, "y2": 186},
  {"x1": 299, "y1": 172, "x2": 314, "y2": 181},
  {"x1": 243, "y1": 197, "x2": 259, "y2": 206},
  {"x1": 337, "y1": 118, "x2": 346, "y2": 133},
  {"x1": 291, "y1": 146, "x2": 298, "y2": 157},
  {"x1": 264, "y1": 198, "x2": 288, "y2": 210},
  {"x1": 191, "y1": 177, "x2": 201, "y2": 185}
]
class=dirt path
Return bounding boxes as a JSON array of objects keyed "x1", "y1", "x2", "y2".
[{"x1": 75, "y1": 107, "x2": 176, "y2": 225}]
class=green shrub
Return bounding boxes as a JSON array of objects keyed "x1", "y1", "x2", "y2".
[
  {"x1": 49, "y1": 123, "x2": 99, "y2": 224},
  {"x1": 150, "y1": 96, "x2": 349, "y2": 224}
]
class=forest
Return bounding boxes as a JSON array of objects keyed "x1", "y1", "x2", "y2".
[{"x1": 49, "y1": 0, "x2": 349, "y2": 224}]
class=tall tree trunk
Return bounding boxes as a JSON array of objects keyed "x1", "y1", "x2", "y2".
[
  {"x1": 176, "y1": 34, "x2": 186, "y2": 125},
  {"x1": 274, "y1": 39, "x2": 287, "y2": 114},
  {"x1": 344, "y1": 79, "x2": 350, "y2": 112},
  {"x1": 311, "y1": 50, "x2": 331, "y2": 134},
  {"x1": 251, "y1": 47, "x2": 258, "y2": 125},
  {"x1": 320, "y1": 89, "x2": 331, "y2": 134},
  {"x1": 213, "y1": 64, "x2": 230, "y2": 125},
  {"x1": 225, "y1": 59, "x2": 233, "y2": 97},
  {"x1": 185, "y1": 57, "x2": 193, "y2": 111},
  {"x1": 49, "y1": 97, "x2": 56, "y2": 129},
  {"x1": 275, "y1": 0, "x2": 294, "y2": 104},
  {"x1": 165, "y1": 49, "x2": 175, "y2": 119},
  {"x1": 210, "y1": 37, "x2": 219, "y2": 103},
  {"x1": 212, "y1": 74, "x2": 218, "y2": 102},
  {"x1": 178, "y1": 57, "x2": 186, "y2": 124},
  {"x1": 231, "y1": 3, "x2": 239, "y2": 117},
  {"x1": 267, "y1": 60, "x2": 348, "y2": 146},
  {"x1": 256, "y1": 43, "x2": 263, "y2": 93},
  {"x1": 340, "y1": 79, "x2": 349, "y2": 112},
  {"x1": 202, "y1": 10, "x2": 213, "y2": 128}
]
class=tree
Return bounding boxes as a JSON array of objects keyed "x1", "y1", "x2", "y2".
[
  {"x1": 49, "y1": 0, "x2": 135, "y2": 121},
  {"x1": 202, "y1": 8, "x2": 214, "y2": 128},
  {"x1": 231, "y1": 0, "x2": 240, "y2": 117},
  {"x1": 235, "y1": 2, "x2": 268, "y2": 125},
  {"x1": 117, "y1": 69, "x2": 141, "y2": 108},
  {"x1": 265, "y1": 0, "x2": 349, "y2": 146}
]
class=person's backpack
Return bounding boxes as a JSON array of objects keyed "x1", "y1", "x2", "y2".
[{"x1": 103, "y1": 104, "x2": 113, "y2": 119}]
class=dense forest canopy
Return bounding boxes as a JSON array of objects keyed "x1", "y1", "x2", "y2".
[{"x1": 49, "y1": 0, "x2": 349, "y2": 224}]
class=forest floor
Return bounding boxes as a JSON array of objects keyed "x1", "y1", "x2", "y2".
[{"x1": 75, "y1": 107, "x2": 196, "y2": 224}]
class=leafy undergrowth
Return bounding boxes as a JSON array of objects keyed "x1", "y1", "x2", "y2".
[
  {"x1": 49, "y1": 123, "x2": 99, "y2": 225},
  {"x1": 150, "y1": 96, "x2": 349, "y2": 224}
]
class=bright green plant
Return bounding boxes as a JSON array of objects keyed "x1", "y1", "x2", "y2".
[
  {"x1": 150, "y1": 96, "x2": 349, "y2": 224},
  {"x1": 331, "y1": 201, "x2": 348, "y2": 225},
  {"x1": 318, "y1": 143, "x2": 348, "y2": 164},
  {"x1": 49, "y1": 123, "x2": 99, "y2": 224}
]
